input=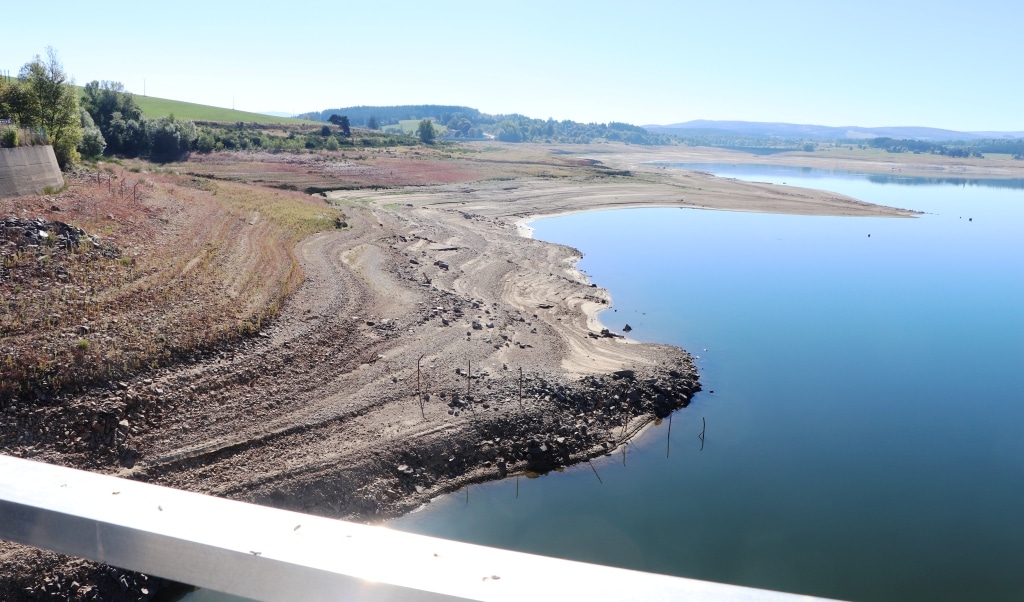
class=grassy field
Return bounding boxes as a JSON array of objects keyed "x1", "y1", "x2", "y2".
[
  {"x1": 133, "y1": 95, "x2": 312, "y2": 123},
  {"x1": 71, "y1": 85, "x2": 312, "y2": 124},
  {"x1": 382, "y1": 119, "x2": 448, "y2": 135}
]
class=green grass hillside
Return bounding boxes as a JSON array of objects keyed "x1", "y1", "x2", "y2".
[
  {"x1": 133, "y1": 95, "x2": 309, "y2": 123},
  {"x1": 70, "y1": 84, "x2": 310, "y2": 124}
]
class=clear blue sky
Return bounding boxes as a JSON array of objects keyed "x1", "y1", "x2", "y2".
[{"x1": 4, "y1": 0, "x2": 1021, "y2": 131}]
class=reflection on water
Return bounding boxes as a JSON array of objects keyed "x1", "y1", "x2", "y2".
[
  {"x1": 654, "y1": 162, "x2": 1024, "y2": 189},
  {"x1": 390, "y1": 168, "x2": 1024, "y2": 602}
]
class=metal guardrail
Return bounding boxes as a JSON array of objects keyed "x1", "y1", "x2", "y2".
[{"x1": 0, "y1": 455, "x2": 837, "y2": 601}]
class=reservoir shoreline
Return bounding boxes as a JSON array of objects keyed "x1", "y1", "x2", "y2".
[{"x1": 5, "y1": 144, "x2": 1021, "y2": 600}]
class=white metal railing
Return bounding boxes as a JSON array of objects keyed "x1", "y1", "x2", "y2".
[{"x1": 0, "y1": 455, "x2": 837, "y2": 601}]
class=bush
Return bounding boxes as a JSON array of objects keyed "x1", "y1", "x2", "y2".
[
  {"x1": 149, "y1": 115, "x2": 197, "y2": 162},
  {"x1": 78, "y1": 126, "x2": 106, "y2": 157},
  {"x1": 1, "y1": 127, "x2": 17, "y2": 148},
  {"x1": 52, "y1": 135, "x2": 81, "y2": 169},
  {"x1": 195, "y1": 132, "x2": 215, "y2": 153},
  {"x1": 77, "y1": 108, "x2": 106, "y2": 158}
]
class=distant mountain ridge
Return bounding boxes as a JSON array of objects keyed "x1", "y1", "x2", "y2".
[{"x1": 646, "y1": 120, "x2": 1024, "y2": 141}]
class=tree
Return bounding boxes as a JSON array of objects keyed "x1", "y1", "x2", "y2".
[
  {"x1": 328, "y1": 114, "x2": 350, "y2": 137},
  {"x1": 81, "y1": 80, "x2": 150, "y2": 156},
  {"x1": 77, "y1": 107, "x2": 106, "y2": 158},
  {"x1": 149, "y1": 114, "x2": 197, "y2": 162},
  {"x1": 19, "y1": 48, "x2": 82, "y2": 168},
  {"x1": 496, "y1": 120, "x2": 523, "y2": 142},
  {"x1": 417, "y1": 119, "x2": 436, "y2": 144},
  {"x1": 0, "y1": 78, "x2": 36, "y2": 126},
  {"x1": 105, "y1": 112, "x2": 150, "y2": 157},
  {"x1": 81, "y1": 81, "x2": 142, "y2": 136},
  {"x1": 366, "y1": 115, "x2": 379, "y2": 130}
]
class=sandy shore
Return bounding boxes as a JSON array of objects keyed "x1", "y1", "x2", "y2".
[{"x1": 2, "y1": 144, "x2": 989, "y2": 599}]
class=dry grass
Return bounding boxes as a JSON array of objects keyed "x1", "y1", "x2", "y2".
[
  {"x1": 0, "y1": 163, "x2": 344, "y2": 401},
  {"x1": 169, "y1": 144, "x2": 626, "y2": 194}
]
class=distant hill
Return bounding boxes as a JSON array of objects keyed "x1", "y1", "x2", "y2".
[
  {"x1": 646, "y1": 120, "x2": 1024, "y2": 142},
  {"x1": 297, "y1": 105, "x2": 481, "y2": 127},
  {"x1": 298, "y1": 105, "x2": 672, "y2": 145}
]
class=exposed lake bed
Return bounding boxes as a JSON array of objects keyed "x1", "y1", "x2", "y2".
[
  {"x1": 6, "y1": 144, "x2": 1021, "y2": 602},
  {"x1": 390, "y1": 160, "x2": 1024, "y2": 601}
]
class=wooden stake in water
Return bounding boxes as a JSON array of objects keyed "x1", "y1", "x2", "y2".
[
  {"x1": 417, "y1": 354, "x2": 425, "y2": 419},
  {"x1": 518, "y1": 367, "x2": 523, "y2": 411},
  {"x1": 666, "y1": 413, "x2": 673, "y2": 459},
  {"x1": 587, "y1": 458, "x2": 603, "y2": 484},
  {"x1": 698, "y1": 416, "x2": 706, "y2": 452}
]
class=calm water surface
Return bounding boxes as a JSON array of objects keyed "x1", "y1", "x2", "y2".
[{"x1": 388, "y1": 165, "x2": 1024, "y2": 601}]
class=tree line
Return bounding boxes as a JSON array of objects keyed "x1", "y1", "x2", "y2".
[
  {"x1": 864, "y1": 137, "x2": 1024, "y2": 159},
  {"x1": 0, "y1": 48, "x2": 196, "y2": 167},
  {"x1": 301, "y1": 104, "x2": 674, "y2": 145}
]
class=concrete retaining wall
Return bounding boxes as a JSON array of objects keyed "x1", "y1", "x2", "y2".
[{"x1": 0, "y1": 146, "x2": 65, "y2": 199}]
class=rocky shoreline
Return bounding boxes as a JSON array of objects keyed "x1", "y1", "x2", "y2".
[{"x1": 1, "y1": 197, "x2": 701, "y2": 600}]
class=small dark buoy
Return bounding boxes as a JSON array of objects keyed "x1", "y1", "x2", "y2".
[
  {"x1": 709, "y1": 390, "x2": 714, "y2": 394},
  {"x1": 868, "y1": 234, "x2": 871, "y2": 237},
  {"x1": 969, "y1": 218, "x2": 972, "y2": 221}
]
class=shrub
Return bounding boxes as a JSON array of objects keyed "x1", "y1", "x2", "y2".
[
  {"x1": 196, "y1": 132, "x2": 215, "y2": 153},
  {"x1": 1, "y1": 127, "x2": 17, "y2": 148},
  {"x1": 79, "y1": 127, "x2": 105, "y2": 157},
  {"x1": 149, "y1": 115, "x2": 197, "y2": 162},
  {"x1": 52, "y1": 135, "x2": 81, "y2": 168},
  {"x1": 77, "y1": 107, "x2": 106, "y2": 158}
]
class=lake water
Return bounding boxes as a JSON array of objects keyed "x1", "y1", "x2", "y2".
[{"x1": 388, "y1": 164, "x2": 1024, "y2": 601}]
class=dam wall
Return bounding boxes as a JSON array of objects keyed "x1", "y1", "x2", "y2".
[{"x1": 0, "y1": 146, "x2": 64, "y2": 199}]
